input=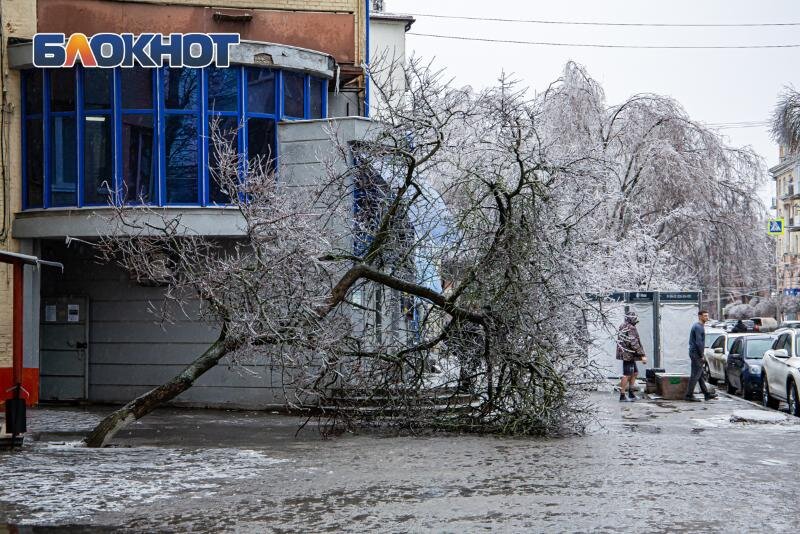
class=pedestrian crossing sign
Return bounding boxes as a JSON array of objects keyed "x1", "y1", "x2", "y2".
[{"x1": 768, "y1": 218, "x2": 785, "y2": 235}]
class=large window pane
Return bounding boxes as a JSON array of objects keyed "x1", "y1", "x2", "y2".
[
  {"x1": 50, "y1": 116, "x2": 77, "y2": 206},
  {"x1": 164, "y1": 68, "x2": 199, "y2": 110},
  {"x1": 50, "y1": 69, "x2": 76, "y2": 112},
  {"x1": 246, "y1": 68, "x2": 275, "y2": 114},
  {"x1": 122, "y1": 115, "x2": 156, "y2": 203},
  {"x1": 247, "y1": 117, "x2": 275, "y2": 166},
  {"x1": 84, "y1": 115, "x2": 114, "y2": 205},
  {"x1": 25, "y1": 119, "x2": 43, "y2": 207},
  {"x1": 282, "y1": 72, "x2": 304, "y2": 118},
  {"x1": 209, "y1": 116, "x2": 238, "y2": 205},
  {"x1": 310, "y1": 79, "x2": 324, "y2": 119},
  {"x1": 84, "y1": 69, "x2": 112, "y2": 110},
  {"x1": 24, "y1": 70, "x2": 43, "y2": 115},
  {"x1": 121, "y1": 67, "x2": 153, "y2": 109},
  {"x1": 208, "y1": 67, "x2": 238, "y2": 112},
  {"x1": 165, "y1": 115, "x2": 198, "y2": 203}
]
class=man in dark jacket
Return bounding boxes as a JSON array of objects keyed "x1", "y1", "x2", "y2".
[
  {"x1": 731, "y1": 319, "x2": 748, "y2": 333},
  {"x1": 686, "y1": 310, "x2": 718, "y2": 401},
  {"x1": 616, "y1": 311, "x2": 647, "y2": 402}
]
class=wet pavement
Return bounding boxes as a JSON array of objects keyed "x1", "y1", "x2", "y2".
[{"x1": 2, "y1": 387, "x2": 800, "y2": 533}]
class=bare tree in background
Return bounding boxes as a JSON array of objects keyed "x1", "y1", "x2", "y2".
[{"x1": 84, "y1": 58, "x2": 768, "y2": 447}]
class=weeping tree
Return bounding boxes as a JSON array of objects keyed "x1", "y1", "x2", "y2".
[
  {"x1": 773, "y1": 87, "x2": 800, "y2": 154},
  {"x1": 542, "y1": 63, "x2": 768, "y2": 295}
]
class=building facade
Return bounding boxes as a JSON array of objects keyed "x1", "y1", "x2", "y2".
[
  {"x1": 770, "y1": 145, "x2": 800, "y2": 297},
  {"x1": 0, "y1": 0, "x2": 413, "y2": 408}
]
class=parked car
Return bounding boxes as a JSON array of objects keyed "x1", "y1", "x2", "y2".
[
  {"x1": 704, "y1": 332, "x2": 751, "y2": 384},
  {"x1": 761, "y1": 329, "x2": 800, "y2": 416},
  {"x1": 778, "y1": 320, "x2": 800, "y2": 330},
  {"x1": 750, "y1": 317, "x2": 778, "y2": 333},
  {"x1": 725, "y1": 335, "x2": 776, "y2": 400}
]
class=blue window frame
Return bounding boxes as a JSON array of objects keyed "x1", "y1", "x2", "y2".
[{"x1": 21, "y1": 66, "x2": 329, "y2": 210}]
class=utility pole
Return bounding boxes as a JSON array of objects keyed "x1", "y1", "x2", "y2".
[{"x1": 717, "y1": 262, "x2": 722, "y2": 319}]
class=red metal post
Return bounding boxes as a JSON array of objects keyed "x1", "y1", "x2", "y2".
[{"x1": 12, "y1": 261, "x2": 23, "y2": 390}]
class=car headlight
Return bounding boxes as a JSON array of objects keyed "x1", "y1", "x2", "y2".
[{"x1": 749, "y1": 365, "x2": 761, "y2": 374}]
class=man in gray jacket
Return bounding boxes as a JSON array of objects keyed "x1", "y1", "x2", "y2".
[{"x1": 686, "y1": 310, "x2": 717, "y2": 401}]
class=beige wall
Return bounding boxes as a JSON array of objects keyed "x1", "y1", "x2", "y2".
[{"x1": 0, "y1": 0, "x2": 37, "y2": 369}]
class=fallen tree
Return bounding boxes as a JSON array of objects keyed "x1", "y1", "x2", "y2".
[{"x1": 84, "y1": 59, "x2": 765, "y2": 446}]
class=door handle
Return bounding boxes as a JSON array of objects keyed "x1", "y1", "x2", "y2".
[{"x1": 76, "y1": 342, "x2": 88, "y2": 349}]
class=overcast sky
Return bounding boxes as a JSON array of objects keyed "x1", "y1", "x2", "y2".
[{"x1": 388, "y1": 0, "x2": 800, "y2": 205}]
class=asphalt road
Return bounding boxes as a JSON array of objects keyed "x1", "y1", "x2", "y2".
[{"x1": 2, "y1": 387, "x2": 800, "y2": 533}]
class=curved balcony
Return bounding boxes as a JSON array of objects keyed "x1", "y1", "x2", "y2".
[{"x1": 17, "y1": 41, "x2": 332, "y2": 214}]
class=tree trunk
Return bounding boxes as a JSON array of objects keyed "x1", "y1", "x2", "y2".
[{"x1": 84, "y1": 332, "x2": 234, "y2": 448}]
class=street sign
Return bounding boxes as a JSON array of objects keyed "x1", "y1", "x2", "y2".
[{"x1": 768, "y1": 218, "x2": 785, "y2": 235}]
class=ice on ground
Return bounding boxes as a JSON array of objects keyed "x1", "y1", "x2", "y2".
[
  {"x1": 730, "y1": 409, "x2": 790, "y2": 424},
  {"x1": 0, "y1": 443, "x2": 285, "y2": 524}
]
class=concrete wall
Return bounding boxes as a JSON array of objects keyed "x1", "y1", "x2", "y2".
[
  {"x1": 38, "y1": 239, "x2": 292, "y2": 408},
  {"x1": 369, "y1": 16, "x2": 410, "y2": 114}
]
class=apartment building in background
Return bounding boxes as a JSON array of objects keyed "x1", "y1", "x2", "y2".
[
  {"x1": 0, "y1": 0, "x2": 413, "y2": 407},
  {"x1": 770, "y1": 144, "x2": 800, "y2": 296}
]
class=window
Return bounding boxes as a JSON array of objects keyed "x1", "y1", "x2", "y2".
[
  {"x1": 21, "y1": 65, "x2": 328, "y2": 210},
  {"x1": 121, "y1": 67, "x2": 153, "y2": 110},
  {"x1": 282, "y1": 72, "x2": 304, "y2": 118},
  {"x1": 25, "y1": 70, "x2": 43, "y2": 115},
  {"x1": 208, "y1": 116, "x2": 238, "y2": 204},
  {"x1": 247, "y1": 118, "x2": 275, "y2": 166},
  {"x1": 164, "y1": 68, "x2": 199, "y2": 110},
  {"x1": 246, "y1": 68, "x2": 275, "y2": 114},
  {"x1": 50, "y1": 69, "x2": 75, "y2": 112},
  {"x1": 208, "y1": 67, "x2": 238, "y2": 112},
  {"x1": 310, "y1": 79, "x2": 326, "y2": 119},
  {"x1": 122, "y1": 115, "x2": 156, "y2": 203},
  {"x1": 711, "y1": 336, "x2": 724, "y2": 350},
  {"x1": 24, "y1": 118, "x2": 44, "y2": 208},
  {"x1": 84, "y1": 68, "x2": 115, "y2": 205},
  {"x1": 745, "y1": 339, "x2": 772, "y2": 359},
  {"x1": 163, "y1": 68, "x2": 199, "y2": 204},
  {"x1": 49, "y1": 69, "x2": 77, "y2": 206},
  {"x1": 120, "y1": 68, "x2": 155, "y2": 204},
  {"x1": 84, "y1": 69, "x2": 112, "y2": 109},
  {"x1": 164, "y1": 115, "x2": 198, "y2": 203},
  {"x1": 84, "y1": 116, "x2": 114, "y2": 204}
]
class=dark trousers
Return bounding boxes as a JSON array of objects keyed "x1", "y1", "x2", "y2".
[{"x1": 685, "y1": 355, "x2": 709, "y2": 398}]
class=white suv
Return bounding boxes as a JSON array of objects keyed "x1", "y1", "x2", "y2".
[{"x1": 761, "y1": 329, "x2": 800, "y2": 416}]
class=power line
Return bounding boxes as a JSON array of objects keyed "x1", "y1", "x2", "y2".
[
  {"x1": 408, "y1": 32, "x2": 800, "y2": 50},
  {"x1": 408, "y1": 12, "x2": 800, "y2": 28}
]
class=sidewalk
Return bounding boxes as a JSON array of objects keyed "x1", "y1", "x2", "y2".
[{"x1": 2, "y1": 387, "x2": 800, "y2": 532}]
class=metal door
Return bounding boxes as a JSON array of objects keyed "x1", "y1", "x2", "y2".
[{"x1": 39, "y1": 297, "x2": 89, "y2": 401}]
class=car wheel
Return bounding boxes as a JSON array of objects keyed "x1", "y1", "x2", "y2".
[
  {"x1": 725, "y1": 372, "x2": 736, "y2": 394},
  {"x1": 762, "y1": 378, "x2": 780, "y2": 409},
  {"x1": 788, "y1": 382, "x2": 800, "y2": 417}
]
